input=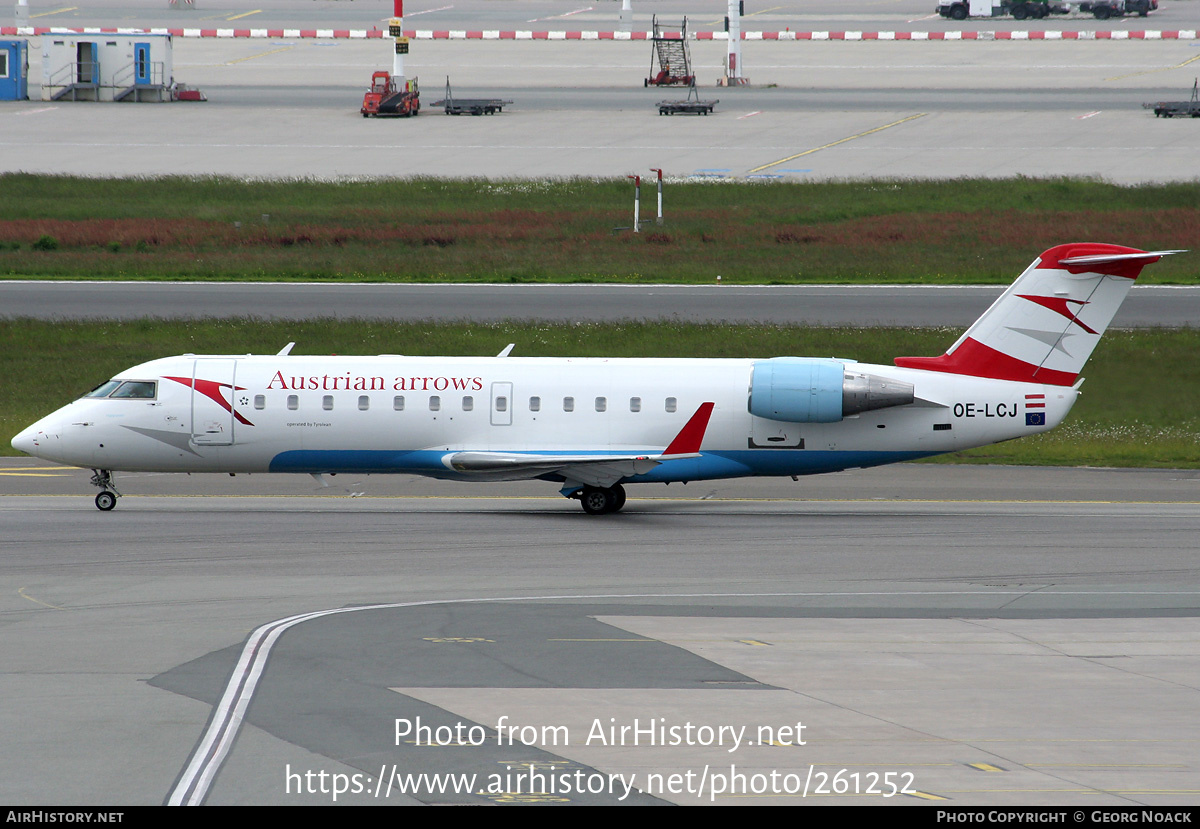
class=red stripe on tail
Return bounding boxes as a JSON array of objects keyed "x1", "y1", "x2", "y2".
[{"x1": 894, "y1": 338, "x2": 1078, "y2": 386}]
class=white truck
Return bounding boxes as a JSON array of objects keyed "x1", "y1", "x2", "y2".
[{"x1": 937, "y1": 0, "x2": 1071, "y2": 19}]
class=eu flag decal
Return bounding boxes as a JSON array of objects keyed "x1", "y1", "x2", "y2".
[{"x1": 1026, "y1": 412, "x2": 1046, "y2": 426}]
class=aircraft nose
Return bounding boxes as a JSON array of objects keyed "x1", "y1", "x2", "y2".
[{"x1": 11, "y1": 425, "x2": 50, "y2": 457}]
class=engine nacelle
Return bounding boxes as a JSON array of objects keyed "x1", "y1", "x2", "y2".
[{"x1": 748, "y1": 358, "x2": 914, "y2": 423}]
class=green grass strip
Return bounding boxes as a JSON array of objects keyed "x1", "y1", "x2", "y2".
[{"x1": 2, "y1": 175, "x2": 1198, "y2": 284}]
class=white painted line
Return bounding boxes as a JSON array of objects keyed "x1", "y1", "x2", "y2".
[{"x1": 405, "y1": 5, "x2": 453, "y2": 17}]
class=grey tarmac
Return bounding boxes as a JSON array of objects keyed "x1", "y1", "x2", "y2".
[
  {"x1": 3, "y1": 281, "x2": 1200, "y2": 326},
  {"x1": 4, "y1": 460, "x2": 1200, "y2": 805},
  {"x1": 4, "y1": 38, "x2": 1200, "y2": 181}
]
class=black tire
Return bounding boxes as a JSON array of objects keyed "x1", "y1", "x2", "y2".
[
  {"x1": 610, "y1": 484, "x2": 627, "y2": 513},
  {"x1": 1013, "y1": 5, "x2": 1029, "y2": 20},
  {"x1": 1094, "y1": 6, "x2": 1111, "y2": 18},
  {"x1": 950, "y1": 4, "x2": 967, "y2": 19},
  {"x1": 1033, "y1": 4, "x2": 1048, "y2": 17},
  {"x1": 95, "y1": 491, "x2": 116, "y2": 511},
  {"x1": 580, "y1": 486, "x2": 617, "y2": 515}
]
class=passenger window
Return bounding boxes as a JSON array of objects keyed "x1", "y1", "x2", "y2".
[
  {"x1": 287, "y1": 395, "x2": 299, "y2": 410},
  {"x1": 393, "y1": 395, "x2": 405, "y2": 411},
  {"x1": 665, "y1": 397, "x2": 677, "y2": 413},
  {"x1": 463, "y1": 396, "x2": 474, "y2": 411},
  {"x1": 109, "y1": 381, "x2": 157, "y2": 399},
  {"x1": 630, "y1": 397, "x2": 642, "y2": 412},
  {"x1": 430, "y1": 396, "x2": 441, "y2": 412},
  {"x1": 563, "y1": 396, "x2": 575, "y2": 412},
  {"x1": 529, "y1": 396, "x2": 541, "y2": 412},
  {"x1": 595, "y1": 397, "x2": 606, "y2": 412},
  {"x1": 254, "y1": 394, "x2": 266, "y2": 410},
  {"x1": 322, "y1": 395, "x2": 334, "y2": 411},
  {"x1": 358, "y1": 395, "x2": 370, "y2": 411},
  {"x1": 496, "y1": 396, "x2": 507, "y2": 412}
]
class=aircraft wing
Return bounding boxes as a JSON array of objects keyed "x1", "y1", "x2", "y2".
[
  {"x1": 441, "y1": 402, "x2": 715, "y2": 487},
  {"x1": 444, "y1": 451, "x2": 679, "y2": 486}
]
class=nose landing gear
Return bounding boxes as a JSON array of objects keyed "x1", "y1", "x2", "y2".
[{"x1": 90, "y1": 469, "x2": 120, "y2": 511}]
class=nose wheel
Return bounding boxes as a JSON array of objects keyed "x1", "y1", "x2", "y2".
[
  {"x1": 90, "y1": 469, "x2": 121, "y2": 511},
  {"x1": 578, "y1": 484, "x2": 627, "y2": 515}
]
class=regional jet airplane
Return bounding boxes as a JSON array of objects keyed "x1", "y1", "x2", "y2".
[{"x1": 11, "y1": 243, "x2": 1178, "y2": 514}]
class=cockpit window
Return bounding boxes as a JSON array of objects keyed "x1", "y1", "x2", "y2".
[
  {"x1": 109, "y1": 381, "x2": 157, "y2": 399},
  {"x1": 83, "y1": 380, "x2": 123, "y2": 398}
]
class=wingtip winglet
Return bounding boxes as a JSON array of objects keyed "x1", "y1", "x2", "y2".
[{"x1": 662, "y1": 402, "x2": 715, "y2": 456}]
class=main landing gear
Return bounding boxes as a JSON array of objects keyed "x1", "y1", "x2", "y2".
[
  {"x1": 90, "y1": 469, "x2": 120, "y2": 511},
  {"x1": 575, "y1": 484, "x2": 627, "y2": 515}
]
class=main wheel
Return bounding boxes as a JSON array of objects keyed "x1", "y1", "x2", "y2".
[
  {"x1": 610, "y1": 484, "x2": 627, "y2": 513},
  {"x1": 950, "y1": 4, "x2": 968, "y2": 19},
  {"x1": 580, "y1": 486, "x2": 617, "y2": 515},
  {"x1": 95, "y1": 491, "x2": 117, "y2": 511}
]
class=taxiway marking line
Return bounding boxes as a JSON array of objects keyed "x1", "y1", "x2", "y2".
[
  {"x1": 223, "y1": 46, "x2": 295, "y2": 65},
  {"x1": 1105, "y1": 52, "x2": 1200, "y2": 80},
  {"x1": 226, "y1": 9, "x2": 263, "y2": 21},
  {"x1": 18, "y1": 587, "x2": 64, "y2": 610},
  {"x1": 706, "y1": 6, "x2": 784, "y2": 26},
  {"x1": 528, "y1": 6, "x2": 593, "y2": 23},
  {"x1": 747, "y1": 113, "x2": 927, "y2": 173},
  {"x1": 30, "y1": 6, "x2": 76, "y2": 18}
]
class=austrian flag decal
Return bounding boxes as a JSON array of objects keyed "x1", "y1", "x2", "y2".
[{"x1": 1025, "y1": 394, "x2": 1046, "y2": 426}]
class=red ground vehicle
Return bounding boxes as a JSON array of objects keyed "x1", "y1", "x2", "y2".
[{"x1": 361, "y1": 71, "x2": 419, "y2": 117}]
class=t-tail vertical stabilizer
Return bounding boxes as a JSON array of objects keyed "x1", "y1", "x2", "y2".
[{"x1": 894, "y1": 243, "x2": 1183, "y2": 385}]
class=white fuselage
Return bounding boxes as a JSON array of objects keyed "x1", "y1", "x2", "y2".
[{"x1": 12, "y1": 353, "x2": 1076, "y2": 485}]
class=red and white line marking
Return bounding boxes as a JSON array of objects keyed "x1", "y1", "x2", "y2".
[{"x1": 1, "y1": 25, "x2": 1196, "y2": 40}]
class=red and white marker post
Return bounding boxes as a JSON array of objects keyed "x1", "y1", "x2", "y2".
[{"x1": 649, "y1": 168, "x2": 663, "y2": 225}]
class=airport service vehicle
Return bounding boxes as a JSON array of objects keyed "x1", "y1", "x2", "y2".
[
  {"x1": 937, "y1": 0, "x2": 1070, "y2": 19},
  {"x1": 1078, "y1": 0, "x2": 1155, "y2": 17},
  {"x1": 11, "y1": 244, "x2": 1178, "y2": 514},
  {"x1": 360, "y1": 71, "x2": 419, "y2": 117}
]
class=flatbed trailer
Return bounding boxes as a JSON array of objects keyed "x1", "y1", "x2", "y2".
[
  {"x1": 1148, "y1": 101, "x2": 1200, "y2": 117},
  {"x1": 432, "y1": 77, "x2": 512, "y2": 115},
  {"x1": 1145, "y1": 79, "x2": 1200, "y2": 117},
  {"x1": 658, "y1": 84, "x2": 717, "y2": 116},
  {"x1": 658, "y1": 99, "x2": 717, "y2": 115}
]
